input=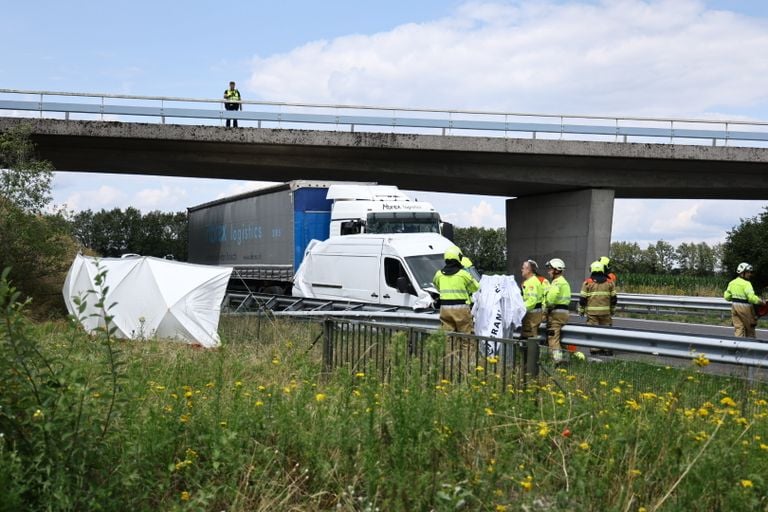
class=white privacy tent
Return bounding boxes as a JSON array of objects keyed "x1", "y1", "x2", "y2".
[{"x1": 62, "y1": 254, "x2": 232, "y2": 348}]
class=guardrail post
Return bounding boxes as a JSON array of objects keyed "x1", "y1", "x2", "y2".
[
  {"x1": 323, "y1": 318, "x2": 334, "y2": 372},
  {"x1": 525, "y1": 337, "x2": 540, "y2": 378}
]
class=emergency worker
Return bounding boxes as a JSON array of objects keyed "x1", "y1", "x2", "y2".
[
  {"x1": 544, "y1": 258, "x2": 571, "y2": 363},
  {"x1": 579, "y1": 261, "x2": 617, "y2": 325},
  {"x1": 724, "y1": 262, "x2": 765, "y2": 338},
  {"x1": 223, "y1": 81, "x2": 242, "y2": 128},
  {"x1": 520, "y1": 259, "x2": 546, "y2": 339},
  {"x1": 433, "y1": 246, "x2": 480, "y2": 333},
  {"x1": 600, "y1": 256, "x2": 617, "y2": 284},
  {"x1": 580, "y1": 261, "x2": 618, "y2": 355}
]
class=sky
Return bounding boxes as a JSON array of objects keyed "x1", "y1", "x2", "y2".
[{"x1": 3, "y1": 0, "x2": 768, "y2": 247}]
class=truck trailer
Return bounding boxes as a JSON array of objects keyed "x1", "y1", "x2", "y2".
[{"x1": 187, "y1": 180, "x2": 447, "y2": 294}]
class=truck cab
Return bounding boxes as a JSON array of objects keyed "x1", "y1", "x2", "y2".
[{"x1": 327, "y1": 184, "x2": 444, "y2": 237}]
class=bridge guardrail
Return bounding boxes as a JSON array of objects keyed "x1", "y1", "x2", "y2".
[{"x1": 3, "y1": 88, "x2": 768, "y2": 146}]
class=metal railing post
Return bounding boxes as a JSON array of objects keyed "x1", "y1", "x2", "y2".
[
  {"x1": 525, "y1": 337, "x2": 540, "y2": 378},
  {"x1": 323, "y1": 318, "x2": 334, "y2": 372}
]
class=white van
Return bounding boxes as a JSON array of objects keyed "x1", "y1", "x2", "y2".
[{"x1": 292, "y1": 233, "x2": 455, "y2": 310}]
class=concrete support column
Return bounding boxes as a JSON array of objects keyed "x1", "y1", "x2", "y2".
[{"x1": 506, "y1": 189, "x2": 614, "y2": 291}]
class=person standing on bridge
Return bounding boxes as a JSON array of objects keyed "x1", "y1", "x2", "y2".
[
  {"x1": 223, "y1": 81, "x2": 242, "y2": 128},
  {"x1": 724, "y1": 262, "x2": 764, "y2": 338},
  {"x1": 520, "y1": 259, "x2": 547, "y2": 340},
  {"x1": 544, "y1": 258, "x2": 570, "y2": 364},
  {"x1": 433, "y1": 246, "x2": 480, "y2": 334}
]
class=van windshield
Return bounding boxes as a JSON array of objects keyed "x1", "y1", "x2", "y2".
[{"x1": 405, "y1": 254, "x2": 445, "y2": 289}]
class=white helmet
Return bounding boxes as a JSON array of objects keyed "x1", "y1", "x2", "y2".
[
  {"x1": 736, "y1": 262, "x2": 753, "y2": 274},
  {"x1": 546, "y1": 258, "x2": 566, "y2": 271}
]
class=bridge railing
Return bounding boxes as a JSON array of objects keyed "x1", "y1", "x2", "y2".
[{"x1": 2, "y1": 88, "x2": 768, "y2": 147}]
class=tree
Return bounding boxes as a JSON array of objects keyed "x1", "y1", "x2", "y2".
[
  {"x1": 653, "y1": 240, "x2": 676, "y2": 272},
  {"x1": 0, "y1": 125, "x2": 53, "y2": 213},
  {"x1": 453, "y1": 227, "x2": 506, "y2": 273},
  {"x1": 0, "y1": 126, "x2": 79, "y2": 315},
  {"x1": 722, "y1": 207, "x2": 768, "y2": 292},
  {"x1": 71, "y1": 208, "x2": 188, "y2": 260},
  {"x1": 610, "y1": 241, "x2": 642, "y2": 273}
]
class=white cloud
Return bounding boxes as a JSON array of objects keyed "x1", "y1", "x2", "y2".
[
  {"x1": 134, "y1": 185, "x2": 188, "y2": 210},
  {"x1": 247, "y1": 0, "x2": 768, "y2": 117},
  {"x1": 60, "y1": 185, "x2": 125, "y2": 212}
]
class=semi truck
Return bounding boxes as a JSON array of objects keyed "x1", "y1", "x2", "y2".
[{"x1": 187, "y1": 180, "x2": 450, "y2": 294}]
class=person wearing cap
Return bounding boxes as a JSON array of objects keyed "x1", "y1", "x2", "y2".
[
  {"x1": 433, "y1": 246, "x2": 480, "y2": 333},
  {"x1": 544, "y1": 258, "x2": 570, "y2": 363},
  {"x1": 724, "y1": 262, "x2": 765, "y2": 338},
  {"x1": 520, "y1": 259, "x2": 547, "y2": 339},
  {"x1": 599, "y1": 256, "x2": 617, "y2": 284}
]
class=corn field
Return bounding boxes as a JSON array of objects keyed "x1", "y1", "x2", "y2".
[{"x1": 617, "y1": 273, "x2": 728, "y2": 296}]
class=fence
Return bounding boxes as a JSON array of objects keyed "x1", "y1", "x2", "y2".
[
  {"x1": 3, "y1": 88, "x2": 768, "y2": 146},
  {"x1": 318, "y1": 316, "x2": 768, "y2": 413}
]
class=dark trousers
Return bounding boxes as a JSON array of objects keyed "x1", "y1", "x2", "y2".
[{"x1": 225, "y1": 103, "x2": 239, "y2": 127}]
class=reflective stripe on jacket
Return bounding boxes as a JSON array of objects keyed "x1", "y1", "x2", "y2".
[
  {"x1": 724, "y1": 277, "x2": 761, "y2": 305},
  {"x1": 579, "y1": 277, "x2": 617, "y2": 315}
]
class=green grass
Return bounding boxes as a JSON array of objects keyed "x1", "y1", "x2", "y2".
[{"x1": 3, "y1": 307, "x2": 768, "y2": 511}]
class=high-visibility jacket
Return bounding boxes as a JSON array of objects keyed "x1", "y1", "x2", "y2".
[
  {"x1": 724, "y1": 277, "x2": 761, "y2": 305},
  {"x1": 522, "y1": 275, "x2": 546, "y2": 312},
  {"x1": 433, "y1": 267, "x2": 479, "y2": 306},
  {"x1": 545, "y1": 275, "x2": 571, "y2": 311},
  {"x1": 579, "y1": 274, "x2": 617, "y2": 316},
  {"x1": 224, "y1": 88, "x2": 241, "y2": 101}
]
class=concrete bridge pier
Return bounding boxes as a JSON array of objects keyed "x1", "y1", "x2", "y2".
[{"x1": 506, "y1": 189, "x2": 615, "y2": 291}]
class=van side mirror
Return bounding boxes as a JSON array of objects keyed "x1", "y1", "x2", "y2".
[
  {"x1": 441, "y1": 222, "x2": 454, "y2": 241},
  {"x1": 396, "y1": 276, "x2": 415, "y2": 295}
]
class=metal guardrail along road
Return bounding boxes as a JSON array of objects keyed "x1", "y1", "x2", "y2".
[{"x1": 3, "y1": 88, "x2": 768, "y2": 146}]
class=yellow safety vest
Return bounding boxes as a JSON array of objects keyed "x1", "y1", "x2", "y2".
[{"x1": 724, "y1": 277, "x2": 760, "y2": 305}]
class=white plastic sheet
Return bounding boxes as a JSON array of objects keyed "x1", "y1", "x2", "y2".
[
  {"x1": 62, "y1": 254, "x2": 232, "y2": 348},
  {"x1": 472, "y1": 275, "x2": 526, "y2": 356}
]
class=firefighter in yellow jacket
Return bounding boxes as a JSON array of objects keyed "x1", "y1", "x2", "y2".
[
  {"x1": 724, "y1": 262, "x2": 765, "y2": 338},
  {"x1": 520, "y1": 259, "x2": 547, "y2": 339},
  {"x1": 544, "y1": 258, "x2": 570, "y2": 363},
  {"x1": 433, "y1": 246, "x2": 480, "y2": 333}
]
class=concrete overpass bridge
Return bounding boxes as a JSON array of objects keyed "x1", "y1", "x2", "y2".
[{"x1": 2, "y1": 89, "x2": 768, "y2": 288}]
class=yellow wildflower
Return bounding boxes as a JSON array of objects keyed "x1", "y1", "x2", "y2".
[
  {"x1": 693, "y1": 354, "x2": 710, "y2": 367},
  {"x1": 625, "y1": 399, "x2": 641, "y2": 411},
  {"x1": 537, "y1": 422, "x2": 550, "y2": 437},
  {"x1": 32, "y1": 409, "x2": 44, "y2": 420},
  {"x1": 485, "y1": 407, "x2": 494, "y2": 417},
  {"x1": 315, "y1": 393, "x2": 327, "y2": 402},
  {"x1": 254, "y1": 400, "x2": 264, "y2": 407},
  {"x1": 630, "y1": 469, "x2": 642, "y2": 476},
  {"x1": 578, "y1": 442, "x2": 590, "y2": 450},
  {"x1": 740, "y1": 479, "x2": 753, "y2": 488},
  {"x1": 720, "y1": 397, "x2": 737, "y2": 408},
  {"x1": 180, "y1": 491, "x2": 190, "y2": 501}
]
